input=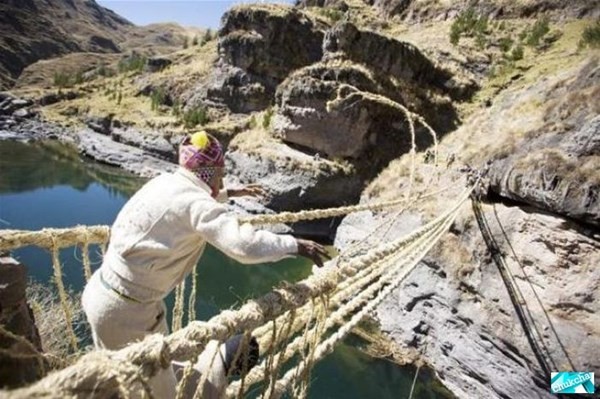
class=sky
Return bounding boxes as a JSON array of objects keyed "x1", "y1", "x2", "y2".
[{"x1": 98, "y1": 0, "x2": 294, "y2": 29}]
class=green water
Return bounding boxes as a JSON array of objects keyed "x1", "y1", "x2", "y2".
[{"x1": 0, "y1": 140, "x2": 451, "y2": 398}]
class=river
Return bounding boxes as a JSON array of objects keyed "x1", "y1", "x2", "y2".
[{"x1": 0, "y1": 139, "x2": 450, "y2": 398}]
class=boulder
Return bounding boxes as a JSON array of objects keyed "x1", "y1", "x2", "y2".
[
  {"x1": 145, "y1": 56, "x2": 172, "y2": 73},
  {"x1": 0, "y1": 257, "x2": 45, "y2": 388},
  {"x1": 226, "y1": 142, "x2": 362, "y2": 214},
  {"x1": 85, "y1": 115, "x2": 113, "y2": 135}
]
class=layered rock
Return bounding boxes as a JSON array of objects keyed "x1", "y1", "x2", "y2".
[
  {"x1": 189, "y1": 5, "x2": 325, "y2": 112},
  {"x1": 300, "y1": 0, "x2": 600, "y2": 21},
  {"x1": 273, "y1": 22, "x2": 465, "y2": 179},
  {"x1": 488, "y1": 61, "x2": 600, "y2": 227}
]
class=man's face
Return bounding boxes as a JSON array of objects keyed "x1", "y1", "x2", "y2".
[{"x1": 210, "y1": 167, "x2": 225, "y2": 193}]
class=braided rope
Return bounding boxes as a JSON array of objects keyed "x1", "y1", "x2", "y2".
[
  {"x1": 239, "y1": 185, "x2": 451, "y2": 226},
  {"x1": 49, "y1": 240, "x2": 78, "y2": 353},
  {"x1": 173, "y1": 279, "x2": 186, "y2": 332},
  {"x1": 188, "y1": 268, "x2": 198, "y2": 325},
  {"x1": 0, "y1": 226, "x2": 110, "y2": 252},
  {"x1": 80, "y1": 229, "x2": 93, "y2": 282}
]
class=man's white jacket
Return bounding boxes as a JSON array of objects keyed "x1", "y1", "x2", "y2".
[{"x1": 101, "y1": 167, "x2": 298, "y2": 302}]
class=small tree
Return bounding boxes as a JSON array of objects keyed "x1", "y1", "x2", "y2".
[{"x1": 202, "y1": 29, "x2": 212, "y2": 44}]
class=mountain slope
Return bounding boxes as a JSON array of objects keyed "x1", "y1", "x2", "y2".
[{"x1": 0, "y1": 0, "x2": 133, "y2": 89}]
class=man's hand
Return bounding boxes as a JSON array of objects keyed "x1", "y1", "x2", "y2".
[
  {"x1": 296, "y1": 239, "x2": 331, "y2": 268},
  {"x1": 228, "y1": 184, "x2": 269, "y2": 199}
]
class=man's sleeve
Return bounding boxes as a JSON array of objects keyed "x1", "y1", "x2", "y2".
[
  {"x1": 190, "y1": 200, "x2": 298, "y2": 264},
  {"x1": 215, "y1": 188, "x2": 228, "y2": 204}
]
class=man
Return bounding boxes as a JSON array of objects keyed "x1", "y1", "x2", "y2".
[{"x1": 82, "y1": 131, "x2": 329, "y2": 398}]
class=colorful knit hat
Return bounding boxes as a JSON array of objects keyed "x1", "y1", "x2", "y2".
[{"x1": 179, "y1": 131, "x2": 225, "y2": 190}]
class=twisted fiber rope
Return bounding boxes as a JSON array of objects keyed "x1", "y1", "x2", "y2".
[
  {"x1": 81, "y1": 230, "x2": 93, "y2": 282},
  {"x1": 0, "y1": 226, "x2": 110, "y2": 252},
  {"x1": 229, "y1": 215, "x2": 452, "y2": 397},
  {"x1": 172, "y1": 279, "x2": 186, "y2": 332},
  {"x1": 250, "y1": 214, "x2": 440, "y2": 350},
  {"x1": 269, "y1": 207, "x2": 464, "y2": 398},
  {"x1": 288, "y1": 295, "x2": 329, "y2": 399},
  {"x1": 188, "y1": 268, "x2": 199, "y2": 325},
  {"x1": 239, "y1": 186, "x2": 449, "y2": 226},
  {"x1": 49, "y1": 241, "x2": 78, "y2": 353},
  {"x1": 3, "y1": 189, "x2": 472, "y2": 397}
]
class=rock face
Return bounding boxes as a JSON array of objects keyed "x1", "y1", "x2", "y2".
[
  {"x1": 335, "y1": 203, "x2": 600, "y2": 399},
  {"x1": 226, "y1": 142, "x2": 362, "y2": 212},
  {"x1": 0, "y1": 256, "x2": 45, "y2": 388},
  {"x1": 190, "y1": 5, "x2": 324, "y2": 112},
  {"x1": 488, "y1": 61, "x2": 600, "y2": 227},
  {"x1": 273, "y1": 22, "x2": 466, "y2": 178},
  {"x1": 301, "y1": 0, "x2": 600, "y2": 21}
]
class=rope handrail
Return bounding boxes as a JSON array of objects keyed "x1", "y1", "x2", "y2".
[
  {"x1": 240, "y1": 185, "x2": 452, "y2": 225},
  {"x1": 0, "y1": 225, "x2": 110, "y2": 252},
  {"x1": 0, "y1": 186, "x2": 455, "y2": 253}
]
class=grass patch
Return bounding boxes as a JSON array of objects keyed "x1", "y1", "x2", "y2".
[
  {"x1": 182, "y1": 106, "x2": 209, "y2": 128},
  {"x1": 579, "y1": 20, "x2": 600, "y2": 49},
  {"x1": 450, "y1": 7, "x2": 489, "y2": 46},
  {"x1": 26, "y1": 281, "x2": 89, "y2": 367},
  {"x1": 118, "y1": 53, "x2": 146, "y2": 74}
]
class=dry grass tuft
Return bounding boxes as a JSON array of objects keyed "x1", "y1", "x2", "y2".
[{"x1": 26, "y1": 281, "x2": 89, "y2": 368}]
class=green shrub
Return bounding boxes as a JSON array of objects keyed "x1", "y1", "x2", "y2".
[
  {"x1": 319, "y1": 8, "x2": 343, "y2": 23},
  {"x1": 192, "y1": 36, "x2": 199, "y2": 46},
  {"x1": 118, "y1": 53, "x2": 146, "y2": 74},
  {"x1": 183, "y1": 37, "x2": 189, "y2": 49},
  {"x1": 172, "y1": 99, "x2": 182, "y2": 117},
  {"x1": 150, "y1": 88, "x2": 166, "y2": 111},
  {"x1": 511, "y1": 45, "x2": 524, "y2": 60},
  {"x1": 97, "y1": 65, "x2": 115, "y2": 78},
  {"x1": 262, "y1": 107, "x2": 274, "y2": 129},
  {"x1": 202, "y1": 29, "x2": 212, "y2": 45},
  {"x1": 498, "y1": 36, "x2": 513, "y2": 52},
  {"x1": 248, "y1": 115, "x2": 257, "y2": 129},
  {"x1": 182, "y1": 106, "x2": 209, "y2": 128},
  {"x1": 53, "y1": 72, "x2": 71, "y2": 88},
  {"x1": 449, "y1": 7, "x2": 489, "y2": 45},
  {"x1": 525, "y1": 16, "x2": 550, "y2": 47},
  {"x1": 579, "y1": 20, "x2": 600, "y2": 49}
]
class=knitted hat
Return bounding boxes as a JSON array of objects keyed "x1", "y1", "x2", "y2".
[
  {"x1": 179, "y1": 131, "x2": 225, "y2": 169},
  {"x1": 179, "y1": 132, "x2": 225, "y2": 194}
]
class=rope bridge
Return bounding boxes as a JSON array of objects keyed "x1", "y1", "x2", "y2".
[
  {"x1": 0, "y1": 184, "x2": 474, "y2": 398},
  {"x1": 0, "y1": 98, "x2": 475, "y2": 398}
]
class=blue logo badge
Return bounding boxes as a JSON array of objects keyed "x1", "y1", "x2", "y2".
[{"x1": 551, "y1": 372, "x2": 595, "y2": 394}]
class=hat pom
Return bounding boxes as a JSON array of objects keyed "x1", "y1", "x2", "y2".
[{"x1": 191, "y1": 131, "x2": 209, "y2": 149}]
